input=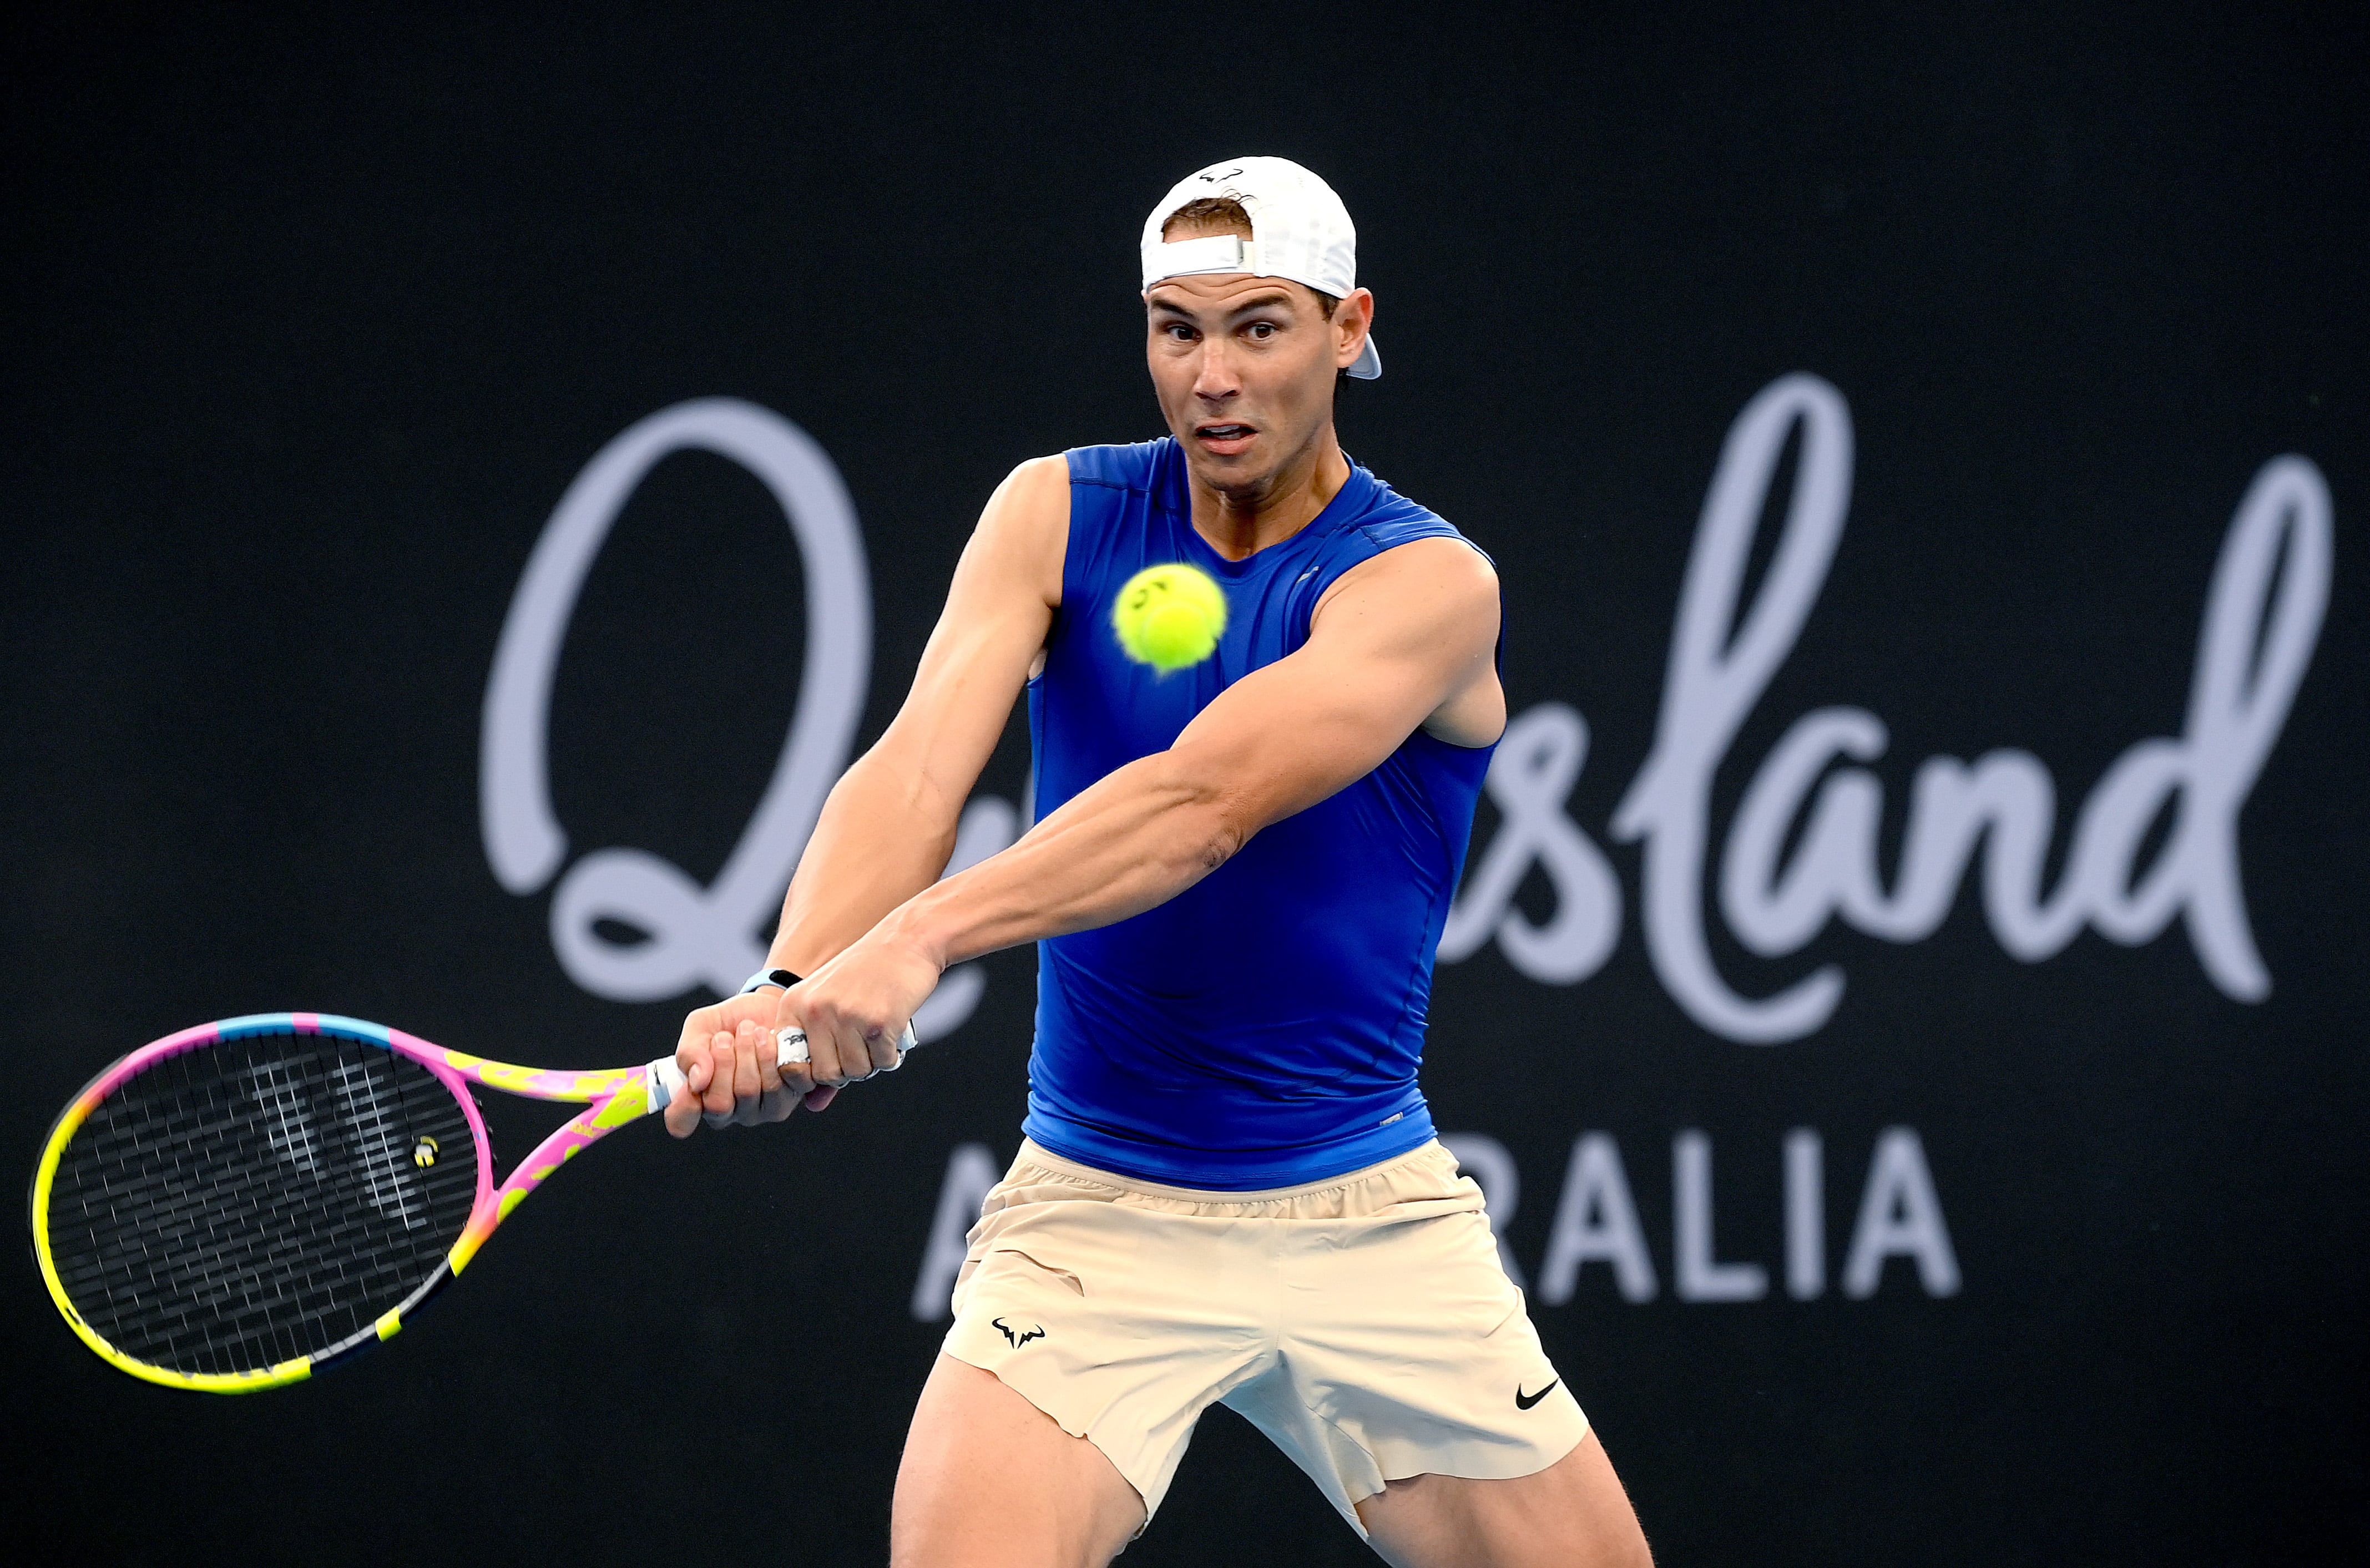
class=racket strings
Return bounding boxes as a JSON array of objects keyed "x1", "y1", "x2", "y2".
[{"x1": 46, "y1": 1032, "x2": 479, "y2": 1377}]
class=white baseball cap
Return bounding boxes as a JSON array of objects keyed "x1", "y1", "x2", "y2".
[{"x1": 1139, "y1": 156, "x2": 1381, "y2": 380}]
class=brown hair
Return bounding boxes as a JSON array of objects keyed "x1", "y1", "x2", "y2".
[{"x1": 1160, "y1": 197, "x2": 1340, "y2": 319}]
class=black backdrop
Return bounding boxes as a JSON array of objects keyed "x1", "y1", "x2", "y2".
[{"x1": 6, "y1": 4, "x2": 2366, "y2": 1564}]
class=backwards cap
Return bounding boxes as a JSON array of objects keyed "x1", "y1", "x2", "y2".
[{"x1": 1139, "y1": 156, "x2": 1381, "y2": 381}]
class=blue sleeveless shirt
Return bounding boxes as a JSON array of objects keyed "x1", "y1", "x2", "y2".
[{"x1": 1020, "y1": 438, "x2": 1498, "y2": 1189}]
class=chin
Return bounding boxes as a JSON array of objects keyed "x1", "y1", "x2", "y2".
[{"x1": 1182, "y1": 444, "x2": 1270, "y2": 487}]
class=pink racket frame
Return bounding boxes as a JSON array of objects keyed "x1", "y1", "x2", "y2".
[{"x1": 33, "y1": 1011, "x2": 663, "y2": 1392}]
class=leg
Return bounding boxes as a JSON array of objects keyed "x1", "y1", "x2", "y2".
[
  {"x1": 1355, "y1": 1431, "x2": 1653, "y2": 1568},
  {"x1": 891, "y1": 1354, "x2": 1147, "y2": 1568}
]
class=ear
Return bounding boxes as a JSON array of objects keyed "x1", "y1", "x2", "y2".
[{"x1": 1334, "y1": 287, "x2": 1376, "y2": 373}]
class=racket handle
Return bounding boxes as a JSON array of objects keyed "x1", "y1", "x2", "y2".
[{"x1": 643, "y1": 1021, "x2": 921, "y2": 1114}]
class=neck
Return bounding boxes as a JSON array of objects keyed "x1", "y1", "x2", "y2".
[{"x1": 1186, "y1": 426, "x2": 1350, "y2": 561}]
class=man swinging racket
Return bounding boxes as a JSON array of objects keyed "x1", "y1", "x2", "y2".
[{"x1": 666, "y1": 156, "x2": 1654, "y2": 1567}]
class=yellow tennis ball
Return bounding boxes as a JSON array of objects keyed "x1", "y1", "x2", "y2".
[{"x1": 1113, "y1": 563, "x2": 1227, "y2": 671}]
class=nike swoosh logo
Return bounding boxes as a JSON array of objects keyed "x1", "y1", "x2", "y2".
[{"x1": 1515, "y1": 1379, "x2": 1559, "y2": 1410}]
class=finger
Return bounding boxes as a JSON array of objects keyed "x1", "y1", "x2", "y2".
[
  {"x1": 848, "y1": 1016, "x2": 899, "y2": 1079},
  {"x1": 732, "y1": 1021, "x2": 764, "y2": 1109},
  {"x1": 776, "y1": 1042, "x2": 817, "y2": 1101},
  {"x1": 675, "y1": 1036, "x2": 715, "y2": 1096},
  {"x1": 826, "y1": 1016, "x2": 877, "y2": 1085},
  {"x1": 802, "y1": 1010, "x2": 851, "y2": 1086},
  {"x1": 664, "y1": 1035, "x2": 714, "y2": 1137},
  {"x1": 863, "y1": 1021, "x2": 904, "y2": 1076},
  {"x1": 800, "y1": 1083, "x2": 840, "y2": 1113},
  {"x1": 757, "y1": 1081, "x2": 801, "y2": 1123},
  {"x1": 675, "y1": 1003, "x2": 722, "y2": 1063},
  {"x1": 701, "y1": 1029, "x2": 739, "y2": 1117},
  {"x1": 770, "y1": 1023, "x2": 815, "y2": 1098},
  {"x1": 772, "y1": 990, "x2": 818, "y2": 1099},
  {"x1": 663, "y1": 1071, "x2": 705, "y2": 1137},
  {"x1": 751, "y1": 1016, "x2": 784, "y2": 1097},
  {"x1": 724, "y1": 1026, "x2": 766, "y2": 1126},
  {"x1": 729, "y1": 1030, "x2": 770, "y2": 1128}
]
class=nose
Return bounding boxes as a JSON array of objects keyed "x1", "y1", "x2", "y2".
[{"x1": 1191, "y1": 335, "x2": 1240, "y2": 404}]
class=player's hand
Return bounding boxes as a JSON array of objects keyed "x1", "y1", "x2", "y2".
[
  {"x1": 780, "y1": 924, "x2": 941, "y2": 1089},
  {"x1": 663, "y1": 990, "x2": 827, "y2": 1138}
]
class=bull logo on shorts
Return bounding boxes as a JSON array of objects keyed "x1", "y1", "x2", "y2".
[{"x1": 993, "y1": 1317, "x2": 1046, "y2": 1348}]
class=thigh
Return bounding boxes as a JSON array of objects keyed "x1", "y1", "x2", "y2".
[
  {"x1": 1256, "y1": 1198, "x2": 1589, "y2": 1523},
  {"x1": 1356, "y1": 1430, "x2": 1653, "y2": 1568},
  {"x1": 892, "y1": 1355, "x2": 1146, "y2": 1568},
  {"x1": 944, "y1": 1188, "x2": 1268, "y2": 1518}
]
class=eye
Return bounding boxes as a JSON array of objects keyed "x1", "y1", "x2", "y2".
[
  {"x1": 1246, "y1": 322, "x2": 1278, "y2": 341},
  {"x1": 1163, "y1": 322, "x2": 1196, "y2": 342}
]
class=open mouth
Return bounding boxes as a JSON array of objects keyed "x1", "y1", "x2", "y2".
[{"x1": 1194, "y1": 423, "x2": 1257, "y2": 451}]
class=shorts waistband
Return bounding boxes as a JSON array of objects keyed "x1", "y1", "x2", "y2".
[{"x1": 1014, "y1": 1136, "x2": 1457, "y2": 1206}]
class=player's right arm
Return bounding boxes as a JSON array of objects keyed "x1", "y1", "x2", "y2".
[{"x1": 663, "y1": 455, "x2": 1067, "y2": 1136}]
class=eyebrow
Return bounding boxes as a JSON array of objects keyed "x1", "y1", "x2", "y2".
[{"x1": 1146, "y1": 290, "x2": 1300, "y2": 322}]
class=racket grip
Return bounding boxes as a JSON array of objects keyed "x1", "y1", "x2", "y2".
[{"x1": 643, "y1": 1022, "x2": 921, "y2": 1114}]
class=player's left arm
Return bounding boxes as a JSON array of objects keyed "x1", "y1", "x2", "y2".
[{"x1": 785, "y1": 535, "x2": 1502, "y2": 1085}]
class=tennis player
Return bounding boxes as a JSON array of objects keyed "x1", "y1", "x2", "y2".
[{"x1": 668, "y1": 157, "x2": 1653, "y2": 1567}]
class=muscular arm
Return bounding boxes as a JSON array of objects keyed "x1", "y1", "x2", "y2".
[
  {"x1": 764, "y1": 455, "x2": 1067, "y2": 975},
  {"x1": 780, "y1": 535, "x2": 1503, "y2": 1086},
  {"x1": 660, "y1": 454, "x2": 1064, "y2": 1134}
]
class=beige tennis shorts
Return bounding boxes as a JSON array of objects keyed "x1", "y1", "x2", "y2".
[{"x1": 942, "y1": 1138, "x2": 1588, "y2": 1535}]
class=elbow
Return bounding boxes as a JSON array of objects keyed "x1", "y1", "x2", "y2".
[
  {"x1": 1194, "y1": 817, "x2": 1246, "y2": 876},
  {"x1": 1149, "y1": 747, "x2": 1257, "y2": 881},
  {"x1": 1182, "y1": 780, "x2": 1255, "y2": 878},
  {"x1": 1151, "y1": 755, "x2": 1252, "y2": 877}
]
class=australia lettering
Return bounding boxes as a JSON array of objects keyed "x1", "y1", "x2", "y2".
[
  {"x1": 914, "y1": 1129, "x2": 1960, "y2": 1316},
  {"x1": 1522, "y1": 1125, "x2": 1961, "y2": 1305}
]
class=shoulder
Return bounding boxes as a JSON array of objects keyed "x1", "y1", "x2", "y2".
[
  {"x1": 1324, "y1": 535, "x2": 1498, "y2": 622},
  {"x1": 968, "y1": 438, "x2": 1176, "y2": 600},
  {"x1": 1322, "y1": 469, "x2": 1497, "y2": 610},
  {"x1": 1064, "y1": 438, "x2": 1176, "y2": 493},
  {"x1": 1317, "y1": 473, "x2": 1498, "y2": 639},
  {"x1": 1343, "y1": 473, "x2": 1488, "y2": 562},
  {"x1": 961, "y1": 456, "x2": 1072, "y2": 606},
  {"x1": 978, "y1": 454, "x2": 1071, "y2": 533}
]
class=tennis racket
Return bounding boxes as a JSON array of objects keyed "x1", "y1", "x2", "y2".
[{"x1": 29, "y1": 1009, "x2": 914, "y2": 1393}]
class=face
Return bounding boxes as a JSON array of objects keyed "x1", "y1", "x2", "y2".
[{"x1": 1144, "y1": 264, "x2": 1374, "y2": 497}]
